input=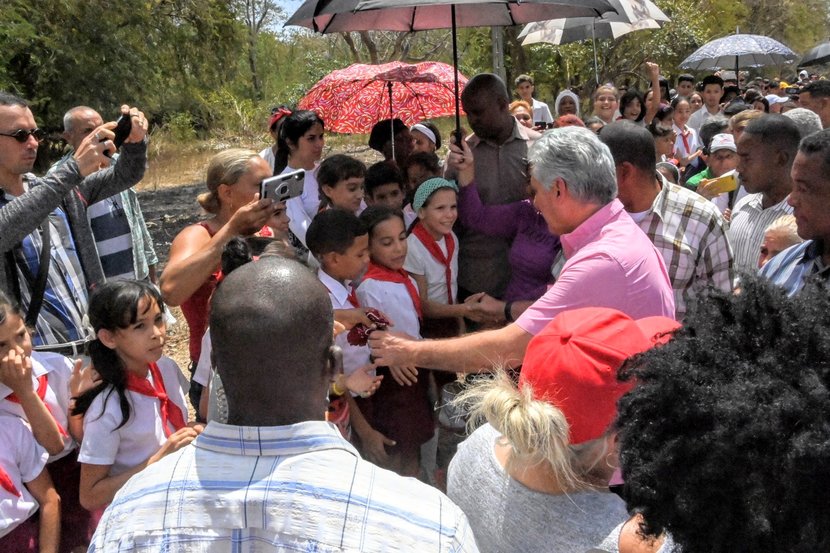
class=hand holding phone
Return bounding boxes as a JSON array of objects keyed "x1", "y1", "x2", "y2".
[{"x1": 260, "y1": 169, "x2": 305, "y2": 203}]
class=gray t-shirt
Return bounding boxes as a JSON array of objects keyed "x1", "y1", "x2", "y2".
[{"x1": 448, "y1": 423, "x2": 628, "y2": 553}]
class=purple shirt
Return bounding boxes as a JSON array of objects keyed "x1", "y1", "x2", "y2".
[
  {"x1": 457, "y1": 182, "x2": 561, "y2": 302},
  {"x1": 516, "y1": 199, "x2": 676, "y2": 336}
]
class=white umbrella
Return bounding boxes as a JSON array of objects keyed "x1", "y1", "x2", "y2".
[
  {"x1": 519, "y1": 0, "x2": 669, "y2": 84},
  {"x1": 679, "y1": 33, "x2": 798, "y2": 74}
]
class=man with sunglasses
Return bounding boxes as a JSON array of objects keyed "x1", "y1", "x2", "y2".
[{"x1": 0, "y1": 92, "x2": 148, "y2": 354}]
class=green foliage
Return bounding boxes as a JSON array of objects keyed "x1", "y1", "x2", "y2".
[
  {"x1": 162, "y1": 112, "x2": 198, "y2": 143},
  {"x1": 2, "y1": 0, "x2": 829, "y2": 140}
]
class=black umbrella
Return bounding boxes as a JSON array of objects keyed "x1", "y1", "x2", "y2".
[
  {"x1": 286, "y1": 0, "x2": 619, "y2": 140},
  {"x1": 800, "y1": 41, "x2": 830, "y2": 68}
]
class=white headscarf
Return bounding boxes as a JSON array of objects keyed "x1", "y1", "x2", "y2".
[{"x1": 554, "y1": 90, "x2": 581, "y2": 118}]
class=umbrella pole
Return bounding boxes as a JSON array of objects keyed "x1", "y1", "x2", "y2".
[
  {"x1": 735, "y1": 55, "x2": 739, "y2": 90},
  {"x1": 452, "y1": 4, "x2": 462, "y2": 146},
  {"x1": 592, "y1": 21, "x2": 599, "y2": 85},
  {"x1": 388, "y1": 81, "x2": 395, "y2": 162}
]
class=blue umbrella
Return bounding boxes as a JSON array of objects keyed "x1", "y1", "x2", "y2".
[{"x1": 680, "y1": 33, "x2": 797, "y2": 77}]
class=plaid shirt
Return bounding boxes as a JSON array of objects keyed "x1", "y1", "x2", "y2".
[
  {"x1": 728, "y1": 193, "x2": 793, "y2": 274},
  {"x1": 0, "y1": 181, "x2": 89, "y2": 346},
  {"x1": 760, "y1": 239, "x2": 829, "y2": 296},
  {"x1": 90, "y1": 420, "x2": 479, "y2": 552},
  {"x1": 638, "y1": 177, "x2": 734, "y2": 319}
]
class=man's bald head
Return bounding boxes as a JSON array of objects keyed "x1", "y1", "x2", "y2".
[
  {"x1": 63, "y1": 106, "x2": 103, "y2": 151},
  {"x1": 210, "y1": 257, "x2": 334, "y2": 426}
]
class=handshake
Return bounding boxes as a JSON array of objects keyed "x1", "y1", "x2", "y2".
[{"x1": 463, "y1": 292, "x2": 511, "y2": 325}]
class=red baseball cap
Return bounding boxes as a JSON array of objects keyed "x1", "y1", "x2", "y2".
[{"x1": 519, "y1": 307, "x2": 679, "y2": 445}]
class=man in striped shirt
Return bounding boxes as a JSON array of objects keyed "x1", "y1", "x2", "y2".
[
  {"x1": 51, "y1": 106, "x2": 158, "y2": 282},
  {"x1": 761, "y1": 129, "x2": 830, "y2": 294},
  {"x1": 600, "y1": 123, "x2": 733, "y2": 320},
  {"x1": 90, "y1": 257, "x2": 479, "y2": 553},
  {"x1": 730, "y1": 115, "x2": 800, "y2": 274}
]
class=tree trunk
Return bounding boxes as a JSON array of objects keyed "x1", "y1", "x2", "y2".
[
  {"x1": 248, "y1": 29, "x2": 262, "y2": 101},
  {"x1": 359, "y1": 31, "x2": 380, "y2": 65},
  {"x1": 342, "y1": 33, "x2": 362, "y2": 63}
]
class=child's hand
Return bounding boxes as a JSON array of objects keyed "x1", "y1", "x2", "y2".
[
  {"x1": 334, "y1": 308, "x2": 394, "y2": 330},
  {"x1": 149, "y1": 426, "x2": 201, "y2": 464},
  {"x1": 69, "y1": 359, "x2": 100, "y2": 398},
  {"x1": 344, "y1": 364, "x2": 382, "y2": 396},
  {"x1": 361, "y1": 427, "x2": 395, "y2": 465},
  {"x1": 0, "y1": 348, "x2": 33, "y2": 396},
  {"x1": 389, "y1": 365, "x2": 418, "y2": 386}
]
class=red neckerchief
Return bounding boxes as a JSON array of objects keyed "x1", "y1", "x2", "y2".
[
  {"x1": 6, "y1": 374, "x2": 68, "y2": 438},
  {"x1": 363, "y1": 261, "x2": 422, "y2": 319},
  {"x1": 411, "y1": 222, "x2": 455, "y2": 304},
  {"x1": 346, "y1": 287, "x2": 360, "y2": 308},
  {"x1": 125, "y1": 363, "x2": 186, "y2": 437},
  {"x1": 322, "y1": 281, "x2": 360, "y2": 308},
  {"x1": 0, "y1": 466, "x2": 21, "y2": 497},
  {"x1": 679, "y1": 126, "x2": 691, "y2": 154}
]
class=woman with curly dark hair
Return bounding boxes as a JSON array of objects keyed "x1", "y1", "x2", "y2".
[{"x1": 599, "y1": 276, "x2": 830, "y2": 553}]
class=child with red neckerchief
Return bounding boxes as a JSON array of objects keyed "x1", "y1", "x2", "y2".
[
  {"x1": 72, "y1": 281, "x2": 200, "y2": 514},
  {"x1": 355, "y1": 206, "x2": 433, "y2": 478}
]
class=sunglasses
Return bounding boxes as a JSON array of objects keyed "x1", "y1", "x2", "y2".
[{"x1": 0, "y1": 128, "x2": 46, "y2": 143}]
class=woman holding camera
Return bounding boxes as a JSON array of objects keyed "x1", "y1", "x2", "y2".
[{"x1": 160, "y1": 149, "x2": 286, "y2": 412}]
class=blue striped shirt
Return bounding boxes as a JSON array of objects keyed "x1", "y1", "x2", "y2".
[
  {"x1": 760, "y1": 239, "x2": 829, "y2": 296},
  {"x1": 90, "y1": 420, "x2": 479, "y2": 552},
  {"x1": 0, "y1": 183, "x2": 89, "y2": 345}
]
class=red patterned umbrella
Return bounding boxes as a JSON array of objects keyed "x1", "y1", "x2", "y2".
[{"x1": 298, "y1": 61, "x2": 468, "y2": 134}]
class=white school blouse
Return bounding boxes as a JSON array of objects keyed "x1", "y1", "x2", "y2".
[
  {"x1": 319, "y1": 270, "x2": 372, "y2": 377},
  {"x1": 356, "y1": 277, "x2": 422, "y2": 340},
  {"x1": 0, "y1": 351, "x2": 75, "y2": 462},
  {"x1": 78, "y1": 356, "x2": 188, "y2": 476},
  {"x1": 404, "y1": 232, "x2": 459, "y2": 305},
  {"x1": 0, "y1": 415, "x2": 48, "y2": 538}
]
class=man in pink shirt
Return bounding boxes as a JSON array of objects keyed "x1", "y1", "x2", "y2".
[{"x1": 370, "y1": 127, "x2": 675, "y2": 374}]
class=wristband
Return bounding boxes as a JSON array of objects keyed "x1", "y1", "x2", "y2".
[
  {"x1": 504, "y1": 301, "x2": 514, "y2": 323},
  {"x1": 331, "y1": 380, "x2": 346, "y2": 397}
]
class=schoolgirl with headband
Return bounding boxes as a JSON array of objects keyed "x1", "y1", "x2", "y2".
[
  {"x1": 404, "y1": 178, "x2": 470, "y2": 338},
  {"x1": 73, "y1": 281, "x2": 199, "y2": 511},
  {"x1": 410, "y1": 122, "x2": 441, "y2": 155}
]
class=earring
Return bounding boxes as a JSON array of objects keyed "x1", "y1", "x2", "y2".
[{"x1": 605, "y1": 451, "x2": 619, "y2": 470}]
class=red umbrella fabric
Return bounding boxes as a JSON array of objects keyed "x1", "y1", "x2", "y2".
[{"x1": 298, "y1": 61, "x2": 468, "y2": 134}]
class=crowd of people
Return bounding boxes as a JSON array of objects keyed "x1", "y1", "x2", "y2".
[{"x1": 1, "y1": 57, "x2": 829, "y2": 552}]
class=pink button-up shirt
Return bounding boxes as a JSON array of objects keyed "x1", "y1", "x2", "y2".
[{"x1": 516, "y1": 199, "x2": 676, "y2": 336}]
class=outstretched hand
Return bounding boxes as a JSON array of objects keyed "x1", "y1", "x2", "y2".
[
  {"x1": 344, "y1": 364, "x2": 383, "y2": 396},
  {"x1": 367, "y1": 330, "x2": 417, "y2": 369}
]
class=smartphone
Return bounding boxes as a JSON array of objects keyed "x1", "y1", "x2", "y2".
[
  {"x1": 112, "y1": 114, "x2": 132, "y2": 150},
  {"x1": 260, "y1": 169, "x2": 305, "y2": 203},
  {"x1": 703, "y1": 171, "x2": 738, "y2": 195},
  {"x1": 534, "y1": 121, "x2": 549, "y2": 129}
]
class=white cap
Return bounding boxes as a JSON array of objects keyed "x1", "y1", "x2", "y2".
[
  {"x1": 710, "y1": 133, "x2": 736, "y2": 153},
  {"x1": 765, "y1": 94, "x2": 789, "y2": 105}
]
